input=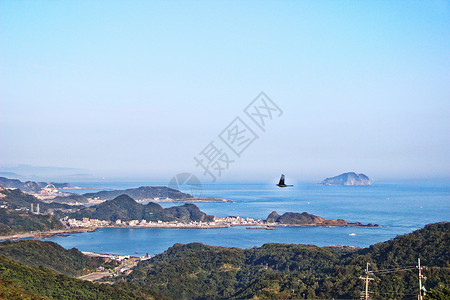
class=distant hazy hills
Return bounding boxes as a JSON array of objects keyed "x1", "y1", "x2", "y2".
[
  {"x1": 83, "y1": 186, "x2": 192, "y2": 201},
  {"x1": 0, "y1": 176, "x2": 70, "y2": 193},
  {"x1": 320, "y1": 172, "x2": 372, "y2": 186},
  {"x1": 0, "y1": 175, "x2": 196, "y2": 205}
]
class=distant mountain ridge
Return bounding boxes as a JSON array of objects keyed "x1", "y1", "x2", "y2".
[
  {"x1": 0, "y1": 176, "x2": 70, "y2": 193},
  {"x1": 320, "y1": 172, "x2": 372, "y2": 186}
]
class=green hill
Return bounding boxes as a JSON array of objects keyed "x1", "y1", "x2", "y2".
[
  {"x1": 0, "y1": 240, "x2": 115, "y2": 277},
  {"x1": 0, "y1": 255, "x2": 163, "y2": 300},
  {"x1": 0, "y1": 187, "x2": 76, "y2": 213},
  {"x1": 69, "y1": 194, "x2": 214, "y2": 222},
  {"x1": 0, "y1": 208, "x2": 64, "y2": 235},
  {"x1": 120, "y1": 222, "x2": 449, "y2": 299}
]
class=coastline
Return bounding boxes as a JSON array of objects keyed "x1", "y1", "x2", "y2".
[
  {"x1": 0, "y1": 227, "x2": 97, "y2": 241},
  {"x1": 0, "y1": 221, "x2": 380, "y2": 241},
  {"x1": 136, "y1": 197, "x2": 233, "y2": 203}
]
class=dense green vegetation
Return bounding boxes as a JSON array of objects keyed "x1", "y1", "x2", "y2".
[
  {"x1": 0, "y1": 240, "x2": 117, "y2": 277},
  {"x1": 83, "y1": 186, "x2": 192, "y2": 201},
  {"x1": 0, "y1": 209, "x2": 64, "y2": 235},
  {"x1": 0, "y1": 255, "x2": 163, "y2": 299},
  {"x1": 68, "y1": 194, "x2": 214, "y2": 222},
  {"x1": 0, "y1": 277, "x2": 46, "y2": 299},
  {"x1": 120, "y1": 222, "x2": 449, "y2": 299}
]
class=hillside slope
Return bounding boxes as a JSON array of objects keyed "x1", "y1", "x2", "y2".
[
  {"x1": 0, "y1": 255, "x2": 163, "y2": 300},
  {"x1": 121, "y1": 222, "x2": 449, "y2": 299},
  {"x1": 0, "y1": 208, "x2": 64, "y2": 235},
  {"x1": 0, "y1": 240, "x2": 114, "y2": 277}
]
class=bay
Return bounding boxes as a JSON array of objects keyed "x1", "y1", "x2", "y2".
[{"x1": 38, "y1": 181, "x2": 449, "y2": 256}]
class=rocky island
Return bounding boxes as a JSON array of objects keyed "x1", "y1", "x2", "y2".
[{"x1": 319, "y1": 172, "x2": 372, "y2": 186}]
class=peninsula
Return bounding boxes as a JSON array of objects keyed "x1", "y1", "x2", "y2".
[{"x1": 265, "y1": 211, "x2": 378, "y2": 227}]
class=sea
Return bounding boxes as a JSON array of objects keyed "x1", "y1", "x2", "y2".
[{"x1": 37, "y1": 181, "x2": 450, "y2": 256}]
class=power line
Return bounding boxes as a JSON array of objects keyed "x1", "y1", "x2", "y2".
[
  {"x1": 358, "y1": 258, "x2": 428, "y2": 300},
  {"x1": 371, "y1": 266, "x2": 416, "y2": 274},
  {"x1": 417, "y1": 258, "x2": 427, "y2": 300},
  {"x1": 359, "y1": 263, "x2": 374, "y2": 300}
]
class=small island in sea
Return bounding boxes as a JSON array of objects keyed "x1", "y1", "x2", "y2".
[{"x1": 319, "y1": 172, "x2": 372, "y2": 186}]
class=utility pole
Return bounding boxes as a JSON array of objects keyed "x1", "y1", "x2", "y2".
[
  {"x1": 359, "y1": 263, "x2": 374, "y2": 300},
  {"x1": 417, "y1": 258, "x2": 426, "y2": 300}
]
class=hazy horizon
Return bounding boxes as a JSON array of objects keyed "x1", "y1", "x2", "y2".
[{"x1": 1, "y1": 1, "x2": 449, "y2": 183}]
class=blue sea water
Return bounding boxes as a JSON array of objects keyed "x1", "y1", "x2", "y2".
[{"x1": 39, "y1": 181, "x2": 449, "y2": 256}]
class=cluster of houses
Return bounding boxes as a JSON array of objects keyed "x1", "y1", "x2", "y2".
[
  {"x1": 65, "y1": 218, "x2": 111, "y2": 227},
  {"x1": 214, "y1": 216, "x2": 263, "y2": 225},
  {"x1": 63, "y1": 216, "x2": 265, "y2": 228}
]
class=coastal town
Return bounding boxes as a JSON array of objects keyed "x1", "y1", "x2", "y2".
[{"x1": 62, "y1": 215, "x2": 265, "y2": 229}]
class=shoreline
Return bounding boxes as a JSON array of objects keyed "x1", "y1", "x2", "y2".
[
  {"x1": 0, "y1": 227, "x2": 97, "y2": 241},
  {"x1": 0, "y1": 222, "x2": 379, "y2": 241}
]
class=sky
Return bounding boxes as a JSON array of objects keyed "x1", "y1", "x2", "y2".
[{"x1": 1, "y1": 1, "x2": 449, "y2": 183}]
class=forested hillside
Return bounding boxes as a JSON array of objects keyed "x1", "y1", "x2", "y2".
[
  {"x1": 0, "y1": 209, "x2": 64, "y2": 235},
  {"x1": 121, "y1": 222, "x2": 449, "y2": 299},
  {"x1": 0, "y1": 240, "x2": 116, "y2": 277},
  {"x1": 0, "y1": 255, "x2": 164, "y2": 300}
]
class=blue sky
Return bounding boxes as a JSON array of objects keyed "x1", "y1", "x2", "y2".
[{"x1": 1, "y1": 1, "x2": 449, "y2": 182}]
